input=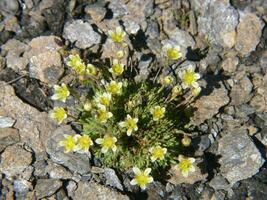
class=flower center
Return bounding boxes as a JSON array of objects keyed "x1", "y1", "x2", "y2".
[
  {"x1": 103, "y1": 137, "x2": 114, "y2": 148},
  {"x1": 136, "y1": 173, "x2": 149, "y2": 186},
  {"x1": 179, "y1": 160, "x2": 192, "y2": 171},
  {"x1": 167, "y1": 48, "x2": 180, "y2": 60},
  {"x1": 183, "y1": 71, "x2": 195, "y2": 85}
]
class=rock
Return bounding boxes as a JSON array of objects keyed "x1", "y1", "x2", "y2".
[
  {"x1": 71, "y1": 182, "x2": 129, "y2": 200},
  {"x1": 0, "y1": 81, "x2": 56, "y2": 153},
  {"x1": 197, "y1": 1, "x2": 239, "y2": 48},
  {"x1": 134, "y1": 54, "x2": 153, "y2": 82},
  {"x1": 123, "y1": 17, "x2": 140, "y2": 35},
  {"x1": 24, "y1": 36, "x2": 63, "y2": 59},
  {"x1": 0, "y1": 116, "x2": 15, "y2": 128},
  {"x1": 35, "y1": 179, "x2": 62, "y2": 199},
  {"x1": 209, "y1": 175, "x2": 231, "y2": 191},
  {"x1": 191, "y1": 82, "x2": 230, "y2": 125},
  {"x1": 47, "y1": 162, "x2": 73, "y2": 179},
  {"x1": 168, "y1": 162, "x2": 208, "y2": 185},
  {"x1": 29, "y1": 51, "x2": 63, "y2": 84},
  {"x1": 221, "y1": 57, "x2": 239, "y2": 74},
  {"x1": 230, "y1": 75, "x2": 253, "y2": 106},
  {"x1": 0, "y1": 144, "x2": 32, "y2": 179},
  {"x1": 46, "y1": 125, "x2": 91, "y2": 175},
  {"x1": 1, "y1": 39, "x2": 29, "y2": 72},
  {"x1": 85, "y1": 4, "x2": 106, "y2": 22},
  {"x1": 0, "y1": 128, "x2": 20, "y2": 152},
  {"x1": 109, "y1": 0, "x2": 128, "y2": 18},
  {"x1": 14, "y1": 179, "x2": 32, "y2": 197},
  {"x1": 63, "y1": 20, "x2": 101, "y2": 49},
  {"x1": 235, "y1": 12, "x2": 264, "y2": 56},
  {"x1": 104, "y1": 168, "x2": 123, "y2": 191},
  {"x1": 0, "y1": 0, "x2": 19, "y2": 15},
  {"x1": 218, "y1": 129, "x2": 265, "y2": 185}
]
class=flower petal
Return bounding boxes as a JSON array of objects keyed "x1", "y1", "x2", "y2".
[
  {"x1": 132, "y1": 167, "x2": 141, "y2": 175},
  {"x1": 95, "y1": 138, "x2": 103, "y2": 144},
  {"x1": 144, "y1": 168, "x2": 151, "y2": 175},
  {"x1": 130, "y1": 179, "x2": 137, "y2": 185}
]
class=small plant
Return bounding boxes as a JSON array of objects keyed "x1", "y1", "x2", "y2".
[{"x1": 50, "y1": 26, "x2": 202, "y2": 189}]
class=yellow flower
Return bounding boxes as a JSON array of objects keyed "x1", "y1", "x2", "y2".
[
  {"x1": 171, "y1": 85, "x2": 182, "y2": 99},
  {"x1": 86, "y1": 64, "x2": 97, "y2": 76},
  {"x1": 51, "y1": 83, "x2": 70, "y2": 102},
  {"x1": 160, "y1": 75, "x2": 174, "y2": 86},
  {"x1": 150, "y1": 106, "x2": 165, "y2": 121},
  {"x1": 95, "y1": 135, "x2": 117, "y2": 153},
  {"x1": 108, "y1": 26, "x2": 126, "y2": 43},
  {"x1": 163, "y1": 44, "x2": 182, "y2": 60},
  {"x1": 58, "y1": 134, "x2": 77, "y2": 153},
  {"x1": 181, "y1": 136, "x2": 191, "y2": 147},
  {"x1": 116, "y1": 50, "x2": 124, "y2": 59},
  {"x1": 49, "y1": 107, "x2": 67, "y2": 124},
  {"x1": 118, "y1": 114, "x2": 138, "y2": 136},
  {"x1": 149, "y1": 146, "x2": 167, "y2": 162},
  {"x1": 106, "y1": 81, "x2": 123, "y2": 95},
  {"x1": 191, "y1": 85, "x2": 201, "y2": 96},
  {"x1": 67, "y1": 54, "x2": 86, "y2": 74},
  {"x1": 74, "y1": 134, "x2": 93, "y2": 153},
  {"x1": 178, "y1": 65, "x2": 200, "y2": 89},
  {"x1": 109, "y1": 59, "x2": 124, "y2": 76},
  {"x1": 130, "y1": 167, "x2": 153, "y2": 190},
  {"x1": 95, "y1": 105, "x2": 113, "y2": 123},
  {"x1": 175, "y1": 155, "x2": 196, "y2": 177},
  {"x1": 94, "y1": 92, "x2": 112, "y2": 107},
  {"x1": 83, "y1": 101, "x2": 92, "y2": 111}
]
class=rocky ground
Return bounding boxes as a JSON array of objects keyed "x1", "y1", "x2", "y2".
[{"x1": 0, "y1": 0, "x2": 266, "y2": 199}]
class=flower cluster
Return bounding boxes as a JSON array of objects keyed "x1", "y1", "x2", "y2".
[{"x1": 48, "y1": 26, "x2": 202, "y2": 190}]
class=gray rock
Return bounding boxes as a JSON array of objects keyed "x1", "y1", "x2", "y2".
[
  {"x1": 221, "y1": 57, "x2": 239, "y2": 74},
  {"x1": 235, "y1": 12, "x2": 264, "y2": 56},
  {"x1": 135, "y1": 54, "x2": 153, "y2": 82},
  {"x1": 123, "y1": 18, "x2": 140, "y2": 35},
  {"x1": 197, "y1": 1, "x2": 239, "y2": 48},
  {"x1": 191, "y1": 82, "x2": 230, "y2": 125},
  {"x1": 0, "y1": 116, "x2": 15, "y2": 128},
  {"x1": 230, "y1": 75, "x2": 253, "y2": 106},
  {"x1": 104, "y1": 168, "x2": 123, "y2": 191},
  {"x1": 0, "y1": 144, "x2": 32, "y2": 179},
  {"x1": 85, "y1": 4, "x2": 106, "y2": 22},
  {"x1": 47, "y1": 162, "x2": 73, "y2": 179},
  {"x1": 14, "y1": 179, "x2": 32, "y2": 196},
  {"x1": 218, "y1": 129, "x2": 265, "y2": 185},
  {"x1": 209, "y1": 175, "x2": 231, "y2": 191},
  {"x1": 35, "y1": 179, "x2": 62, "y2": 199},
  {"x1": 63, "y1": 20, "x2": 101, "y2": 49},
  {"x1": 109, "y1": 0, "x2": 129, "y2": 18},
  {"x1": 29, "y1": 51, "x2": 63, "y2": 84},
  {"x1": 0, "y1": 0, "x2": 19, "y2": 15},
  {"x1": 0, "y1": 82, "x2": 56, "y2": 153},
  {"x1": 1, "y1": 39, "x2": 29, "y2": 72},
  {"x1": 0, "y1": 128, "x2": 20, "y2": 152},
  {"x1": 71, "y1": 182, "x2": 129, "y2": 200},
  {"x1": 46, "y1": 125, "x2": 91, "y2": 175}
]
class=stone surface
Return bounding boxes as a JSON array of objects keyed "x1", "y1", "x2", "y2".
[
  {"x1": 230, "y1": 75, "x2": 253, "y2": 106},
  {"x1": 13, "y1": 179, "x2": 32, "y2": 196},
  {"x1": 0, "y1": 116, "x2": 16, "y2": 128},
  {"x1": 191, "y1": 82, "x2": 230, "y2": 125},
  {"x1": 35, "y1": 179, "x2": 62, "y2": 199},
  {"x1": 0, "y1": 144, "x2": 32, "y2": 178},
  {"x1": 85, "y1": 4, "x2": 106, "y2": 22},
  {"x1": 46, "y1": 125, "x2": 91, "y2": 175},
  {"x1": 221, "y1": 57, "x2": 239, "y2": 74},
  {"x1": 47, "y1": 162, "x2": 73, "y2": 179},
  {"x1": 0, "y1": 0, "x2": 19, "y2": 15},
  {"x1": 1, "y1": 39, "x2": 29, "y2": 71},
  {"x1": 29, "y1": 51, "x2": 63, "y2": 84},
  {"x1": 104, "y1": 168, "x2": 123, "y2": 191},
  {"x1": 71, "y1": 182, "x2": 129, "y2": 200},
  {"x1": 0, "y1": 128, "x2": 20, "y2": 152},
  {"x1": 109, "y1": 0, "x2": 128, "y2": 18},
  {"x1": 235, "y1": 12, "x2": 264, "y2": 56},
  {"x1": 0, "y1": 82, "x2": 56, "y2": 153},
  {"x1": 197, "y1": 0, "x2": 239, "y2": 48},
  {"x1": 63, "y1": 20, "x2": 101, "y2": 49},
  {"x1": 218, "y1": 129, "x2": 265, "y2": 185}
]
